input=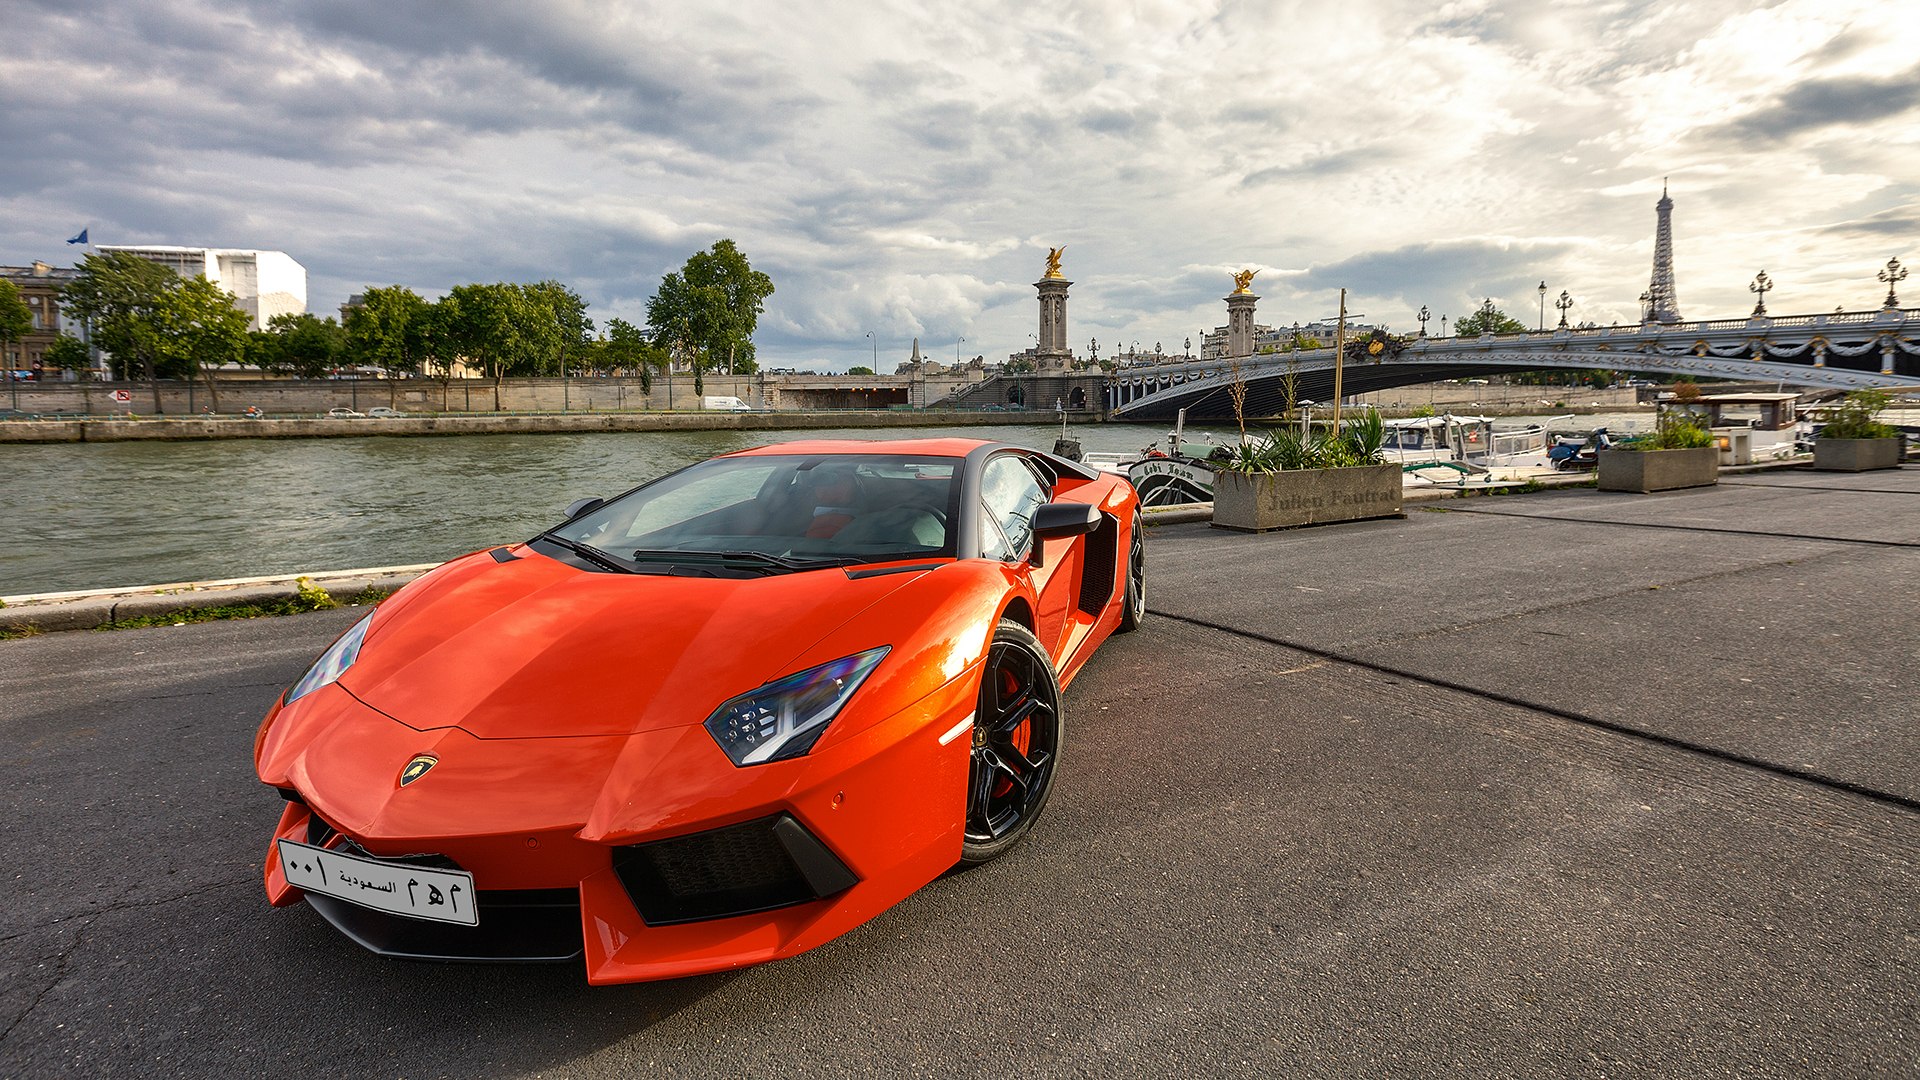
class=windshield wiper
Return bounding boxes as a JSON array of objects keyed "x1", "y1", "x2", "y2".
[
  {"x1": 627, "y1": 548, "x2": 863, "y2": 571},
  {"x1": 538, "y1": 534, "x2": 632, "y2": 574}
]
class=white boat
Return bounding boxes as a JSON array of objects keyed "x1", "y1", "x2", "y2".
[
  {"x1": 1083, "y1": 409, "x2": 1224, "y2": 507},
  {"x1": 1682, "y1": 392, "x2": 1808, "y2": 462},
  {"x1": 1381, "y1": 413, "x2": 1565, "y2": 484}
]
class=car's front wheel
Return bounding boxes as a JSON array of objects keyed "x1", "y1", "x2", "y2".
[{"x1": 959, "y1": 621, "x2": 1063, "y2": 866}]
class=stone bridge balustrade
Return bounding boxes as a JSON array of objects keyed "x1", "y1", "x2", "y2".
[{"x1": 1092, "y1": 306, "x2": 1920, "y2": 419}]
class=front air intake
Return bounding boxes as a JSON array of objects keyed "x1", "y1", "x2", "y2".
[{"x1": 613, "y1": 813, "x2": 858, "y2": 926}]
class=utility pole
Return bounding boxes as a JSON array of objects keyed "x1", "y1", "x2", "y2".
[{"x1": 1332, "y1": 288, "x2": 1347, "y2": 430}]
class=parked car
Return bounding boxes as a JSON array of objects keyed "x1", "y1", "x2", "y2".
[
  {"x1": 253, "y1": 439, "x2": 1146, "y2": 984},
  {"x1": 326, "y1": 408, "x2": 365, "y2": 418},
  {"x1": 366, "y1": 407, "x2": 402, "y2": 418}
]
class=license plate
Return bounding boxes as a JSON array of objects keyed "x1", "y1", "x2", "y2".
[{"x1": 277, "y1": 838, "x2": 478, "y2": 926}]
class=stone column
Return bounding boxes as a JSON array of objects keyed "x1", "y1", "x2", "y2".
[
  {"x1": 1035, "y1": 278, "x2": 1073, "y2": 371},
  {"x1": 1225, "y1": 292, "x2": 1259, "y2": 358}
]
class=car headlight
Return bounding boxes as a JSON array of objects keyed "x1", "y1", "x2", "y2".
[
  {"x1": 285, "y1": 612, "x2": 374, "y2": 704},
  {"x1": 704, "y1": 647, "x2": 890, "y2": 766}
]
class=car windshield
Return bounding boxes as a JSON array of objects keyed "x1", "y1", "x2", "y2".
[{"x1": 543, "y1": 454, "x2": 961, "y2": 572}]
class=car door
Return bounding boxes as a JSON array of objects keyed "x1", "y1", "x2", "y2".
[{"x1": 977, "y1": 453, "x2": 1078, "y2": 660}]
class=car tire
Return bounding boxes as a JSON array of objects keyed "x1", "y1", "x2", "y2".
[
  {"x1": 1116, "y1": 524, "x2": 1145, "y2": 634},
  {"x1": 959, "y1": 620, "x2": 1063, "y2": 867}
]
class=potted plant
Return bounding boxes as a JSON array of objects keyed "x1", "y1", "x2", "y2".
[
  {"x1": 1597, "y1": 408, "x2": 1718, "y2": 492},
  {"x1": 1812, "y1": 389, "x2": 1903, "y2": 472},
  {"x1": 1211, "y1": 409, "x2": 1403, "y2": 531}
]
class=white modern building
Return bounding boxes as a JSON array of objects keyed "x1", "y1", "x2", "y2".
[{"x1": 96, "y1": 245, "x2": 307, "y2": 331}]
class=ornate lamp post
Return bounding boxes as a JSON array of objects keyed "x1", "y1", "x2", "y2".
[
  {"x1": 1183, "y1": 335, "x2": 1191, "y2": 358},
  {"x1": 1749, "y1": 270, "x2": 1773, "y2": 317},
  {"x1": 1416, "y1": 305, "x2": 1431, "y2": 336},
  {"x1": 1478, "y1": 297, "x2": 1496, "y2": 334},
  {"x1": 1440, "y1": 315, "x2": 1448, "y2": 337},
  {"x1": 1555, "y1": 290, "x2": 1573, "y2": 329},
  {"x1": 1879, "y1": 256, "x2": 1908, "y2": 308},
  {"x1": 1537, "y1": 281, "x2": 1547, "y2": 330},
  {"x1": 1089, "y1": 338, "x2": 1098, "y2": 362}
]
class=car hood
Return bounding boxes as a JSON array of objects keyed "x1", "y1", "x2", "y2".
[{"x1": 338, "y1": 547, "x2": 927, "y2": 739}]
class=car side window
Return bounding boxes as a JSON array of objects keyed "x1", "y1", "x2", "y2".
[{"x1": 979, "y1": 455, "x2": 1048, "y2": 562}]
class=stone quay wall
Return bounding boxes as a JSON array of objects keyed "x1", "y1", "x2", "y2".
[
  {"x1": 1, "y1": 370, "x2": 989, "y2": 419},
  {"x1": 0, "y1": 409, "x2": 1102, "y2": 444}
]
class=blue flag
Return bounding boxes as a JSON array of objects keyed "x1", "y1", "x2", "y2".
[{"x1": 67, "y1": 228, "x2": 89, "y2": 245}]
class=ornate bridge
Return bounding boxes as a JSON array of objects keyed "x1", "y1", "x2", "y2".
[{"x1": 1104, "y1": 307, "x2": 1920, "y2": 420}]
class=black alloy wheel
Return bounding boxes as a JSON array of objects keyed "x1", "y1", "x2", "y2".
[
  {"x1": 1116, "y1": 524, "x2": 1145, "y2": 634},
  {"x1": 959, "y1": 621, "x2": 1063, "y2": 866}
]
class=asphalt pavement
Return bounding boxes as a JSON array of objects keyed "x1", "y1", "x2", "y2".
[{"x1": 2, "y1": 467, "x2": 1916, "y2": 1078}]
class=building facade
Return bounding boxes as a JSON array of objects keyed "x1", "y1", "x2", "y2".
[
  {"x1": 1, "y1": 261, "x2": 92, "y2": 378},
  {"x1": 97, "y1": 245, "x2": 307, "y2": 331}
]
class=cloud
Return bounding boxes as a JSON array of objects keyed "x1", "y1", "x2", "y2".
[
  {"x1": 1723, "y1": 67, "x2": 1920, "y2": 141},
  {"x1": 2, "y1": 0, "x2": 1917, "y2": 369}
]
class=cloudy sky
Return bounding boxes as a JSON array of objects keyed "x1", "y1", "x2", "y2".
[{"x1": 5, "y1": 0, "x2": 1917, "y2": 370}]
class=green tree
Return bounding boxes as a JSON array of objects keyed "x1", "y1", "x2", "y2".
[
  {"x1": 43, "y1": 334, "x2": 93, "y2": 375},
  {"x1": 645, "y1": 239, "x2": 775, "y2": 376},
  {"x1": 60, "y1": 253, "x2": 181, "y2": 402},
  {"x1": 343, "y1": 286, "x2": 431, "y2": 376},
  {"x1": 0, "y1": 280, "x2": 31, "y2": 371},
  {"x1": 523, "y1": 280, "x2": 595, "y2": 376},
  {"x1": 438, "y1": 283, "x2": 531, "y2": 382},
  {"x1": 164, "y1": 275, "x2": 251, "y2": 410},
  {"x1": 262, "y1": 313, "x2": 345, "y2": 380},
  {"x1": 847, "y1": 365, "x2": 875, "y2": 375},
  {"x1": 604, "y1": 317, "x2": 664, "y2": 394},
  {"x1": 1454, "y1": 303, "x2": 1528, "y2": 337}
]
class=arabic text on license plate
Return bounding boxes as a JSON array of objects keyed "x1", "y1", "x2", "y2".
[{"x1": 277, "y1": 839, "x2": 478, "y2": 926}]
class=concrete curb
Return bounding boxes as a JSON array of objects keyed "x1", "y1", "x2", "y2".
[{"x1": 1, "y1": 565, "x2": 435, "y2": 634}]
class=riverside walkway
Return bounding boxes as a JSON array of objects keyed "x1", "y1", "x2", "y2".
[{"x1": 2, "y1": 467, "x2": 1914, "y2": 1077}]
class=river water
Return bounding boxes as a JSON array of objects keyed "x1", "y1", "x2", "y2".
[{"x1": 1, "y1": 414, "x2": 1649, "y2": 595}]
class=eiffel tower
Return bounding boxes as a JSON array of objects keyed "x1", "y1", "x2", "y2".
[{"x1": 1645, "y1": 179, "x2": 1681, "y2": 324}]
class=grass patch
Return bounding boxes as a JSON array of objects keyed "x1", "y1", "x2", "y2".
[{"x1": 96, "y1": 579, "x2": 396, "y2": 632}]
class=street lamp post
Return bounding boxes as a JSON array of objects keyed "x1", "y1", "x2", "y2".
[
  {"x1": 1440, "y1": 315, "x2": 1448, "y2": 337},
  {"x1": 1555, "y1": 290, "x2": 1573, "y2": 329},
  {"x1": 863, "y1": 331, "x2": 875, "y2": 371},
  {"x1": 1878, "y1": 256, "x2": 1908, "y2": 308},
  {"x1": 1749, "y1": 270, "x2": 1773, "y2": 317},
  {"x1": 1416, "y1": 305, "x2": 1431, "y2": 336},
  {"x1": 1538, "y1": 281, "x2": 1547, "y2": 330},
  {"x1": 1183, "y1": 336, "x2": 1191, "y2": 358},
  {"x1": 955, "y1": 335, "x2": 965, "y2": 364}
]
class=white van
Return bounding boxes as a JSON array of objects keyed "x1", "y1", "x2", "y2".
[{"x1": 702, "y1": 395, "x2": 754, "y2": 411}]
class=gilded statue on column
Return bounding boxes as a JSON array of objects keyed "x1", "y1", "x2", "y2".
[
  {"x1": 1044, "y1": 247, "x2": 1066, "y2": 279},
  {"x1": 1231, "y1": 268, "x2": 1258, "y2": 294}
]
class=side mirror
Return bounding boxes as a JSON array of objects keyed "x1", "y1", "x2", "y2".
[
  {"x1": 562, "y1": 497, "x2": 605, "y2": 520},
  {"x1": 1033, "y1": 500, "x2": 1101, "y2": 540},
  {"x1": 1027, "y1": 501, "x2": 1100, "y2": 568}
]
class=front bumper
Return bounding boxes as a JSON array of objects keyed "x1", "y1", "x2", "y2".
[{"x1": 261, "y1": 673, "x2": 977, "y2": 983}]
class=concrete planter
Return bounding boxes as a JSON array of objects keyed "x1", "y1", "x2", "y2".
[
  {"x1": 1812, "y1": 437, "x2": 1902, "y2": 472},
  {"x1": 1210, "y1": 464, "x2": 1403, "y2": 532},
  {"x1": 1596, "y1": 446, "x2": 1719, "y2": 493}
]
